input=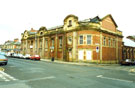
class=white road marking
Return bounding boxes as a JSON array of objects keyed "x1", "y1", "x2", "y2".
[
  {"x1": 0, "y1": 71, "x2": 18, "y2": 81},
  {"x1": 0, "y1": 74, "x2": 10, "y2": 81},
  {"x1": 22, "y1": 76, "x2": 56, "y2": 82},
  {"x1": 96, "y1": 75, "x2": 133, "y2": 83}
]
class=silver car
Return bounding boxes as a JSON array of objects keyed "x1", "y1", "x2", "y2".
[
  {"x1": 22, "y1": 54, "x2": 31, "y2": 59},
  {"x1": 0, "y1": 55, "x2": 8, "y2": 65}
]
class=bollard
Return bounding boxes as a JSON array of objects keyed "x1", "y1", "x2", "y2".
[{"x1": 51, "y1": 57, "x2": 54, "y2": 62}]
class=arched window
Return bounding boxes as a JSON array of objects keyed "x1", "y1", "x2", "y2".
[
  {"x1": 68, "y1": 20, "x2": 72, "y2": 27},
  {"x1": 40, "y1": 32, "x2": 43, "y2": 35}
]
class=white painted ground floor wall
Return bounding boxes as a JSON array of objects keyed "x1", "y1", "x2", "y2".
[{"x1": 78, "y1": 49, "x2": 92, "y2": 60}]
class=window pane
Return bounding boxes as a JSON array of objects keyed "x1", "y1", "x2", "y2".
[
  {"x1": 68, "y1": 20, "x2": 72, "y2": 27},
  {"x1": 113, "y1": 39, "x2": 115, "y2": 47},
  {"x1": 87, "y1": 35, "x2": 91, "y2": 44},
  {"x1": 59, "y1": 37, "x2": 62, "y2": 48},
  {"x1": 40, "y1": 40, "x2": 42, "y2": 48},
  {"x1": 51, "y1": 38, "x2": 54, "y2": 47},
  {"x1": 103, "y1": 37, "x2": 106, "y2": 46},
  {"x1": 80, "y1": 36, "x2": 83, "y2": 40},
  {"x1": 108, "y1": 38, "x2": 111, "y2": 46},
  {"x1": 80, "y1": 36, "x2": 83, "y2": 44},
  {"x1": 45, "y1": 39, "x2": 48, "y2": 48},
  {"x1": 80, "y1": 40, "x2": 83, "y2": 44}
]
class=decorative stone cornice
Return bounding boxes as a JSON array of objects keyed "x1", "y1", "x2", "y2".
[{"x1": 21, "y1": 14, "x2": 123, "y2": 40}]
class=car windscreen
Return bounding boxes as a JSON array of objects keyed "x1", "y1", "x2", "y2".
[{"x1": 0, "y1": 55, "x2": 6, "y2": 59}]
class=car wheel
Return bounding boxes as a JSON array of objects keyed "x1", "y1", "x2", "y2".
[{"x1": 4, "y1": 62, "x2": 7, "y2": 65}]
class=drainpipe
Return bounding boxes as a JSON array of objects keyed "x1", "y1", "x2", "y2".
[{"x1": 55, "y1": 29, "x2": 58, "y2": 60}]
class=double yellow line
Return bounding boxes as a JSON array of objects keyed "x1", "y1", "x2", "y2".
[{"x1": 0, "y1": 67, "x2": 4, "y2": 71}]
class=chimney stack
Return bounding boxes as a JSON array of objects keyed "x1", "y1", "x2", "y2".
[{"x1": 14, "y1": 38, "x2": 19, "y2": 42}]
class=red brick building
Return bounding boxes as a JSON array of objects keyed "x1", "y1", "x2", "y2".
[
  {"x1": 122, "y1": 38, "x2": 135, "y2": 60},
  {"x1": 21, "y1": 14, "x2": 123, "y2": 63}
]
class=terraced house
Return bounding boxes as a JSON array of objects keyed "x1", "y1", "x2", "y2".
[
  {"x1": 21, "y1": 14, "x2": 123, "y2": 63},
  {"x1": 1, "y1": 38, "x2": 21, "y2": 54}
]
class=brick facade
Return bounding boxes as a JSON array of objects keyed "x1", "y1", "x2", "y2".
[{"x1": 21, "y1": 14, "x2": 123, "y2": 64}]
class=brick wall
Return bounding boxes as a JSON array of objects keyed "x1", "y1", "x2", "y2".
[{"x1": 101, "y1": 16, "x2": 116, "y2": 32}]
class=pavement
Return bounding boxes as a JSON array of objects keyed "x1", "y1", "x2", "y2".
[{"x1": 41, "y1": 59, "x2": 119, "y2": 66}]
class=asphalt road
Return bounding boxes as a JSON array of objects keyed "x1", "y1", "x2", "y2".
[{"x1": 0, "y1": 57, "x2": 135, "y2": 88}]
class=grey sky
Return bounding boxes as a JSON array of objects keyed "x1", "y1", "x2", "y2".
[{"x1": 0, "y1": 0, "x2": 134, "y2": 44}]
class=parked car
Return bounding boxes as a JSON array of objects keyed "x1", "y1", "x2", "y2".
[
  {"x1": 5, "y1": 53, "x2": 10, "y2": 57},
  {"x1": 22, "y1": 54, "x2": 31, "y2": 59},
  {"x1": 5, "y1": 52, "x2": 12, "y2": 57},
  {"x1": 0, "y1": 52, "x2": 6, "y2": 56},
  {"x1": 0, "y1": 55, "x2": 8, "y2": 65},
  {"x1": 131, "y1": 59, "x2": 135, "y2": 65},
  {"x1": 12, "y1": 53, "x2": 18, "y2": 58},
  {"x1": 30, "y1": 55, "x2": 40, "y2": 60},
  {"x1": 17, "y1": 54, "x2": 23, "y2": 58},
  {"x1": 120, "y1": 59, "x2": 133, "y2": 65}
]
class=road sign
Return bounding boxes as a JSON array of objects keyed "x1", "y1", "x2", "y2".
[
  {"x1": 30, "y1": 45, "x2": 33, "y2": 48},
  {"x1": 96, "y1": 46, "x2": 99, "y2": 53}
]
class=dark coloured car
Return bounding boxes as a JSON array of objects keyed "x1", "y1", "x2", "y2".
[
  {"x1": 120, "y1": 59, "x2": 132, "y2": 65},
  {"x1": 0, "y1": 55, "x2": 8, "y2": 65},
  {"x1": 131, "y1": 59, "x2": 135, "y2": 65}
]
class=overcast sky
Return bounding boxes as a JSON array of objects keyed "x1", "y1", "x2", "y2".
[{"x1": 0, "y1": 0, "x2": 134, "y2": 44}]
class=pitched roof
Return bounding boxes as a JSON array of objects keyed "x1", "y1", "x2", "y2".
[
  {"x1": 28, "y1": 28, "x2": 37, "y2": 35},
  {"x1": 5, "y1": 41, "x2": 14, "y2": 45},
  {"x1": 79, "y1": 19, "x2": 90, "y2": 23},
  {"x1": 101, "y1": 14, "x2": 118, "y2": 27},
  {"x1": 14, "y1": 42, "x2": 21, "y2": 45},
  {"x1": 127, "y1": 35, "x2": 135, "y2": 41},
  {"x1": 28, "y1": 31, "x2": 37, "y2": 35},
  {"x1": 123, "y1": 38, "x2": 135, "y2": 47},
  {"x1": 90, "y1": 16, "x2": 101, "y2": 23},
  {"x1": 30, "y1": 28, "x2": 37, "y2": 32},
  {"x1": 48, "y1": 25, "x2": 63, "y2": 30}
]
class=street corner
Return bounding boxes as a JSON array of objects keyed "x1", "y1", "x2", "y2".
[{"x1": 0, "y1": 67, "x2": 4, "y2": 71}]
